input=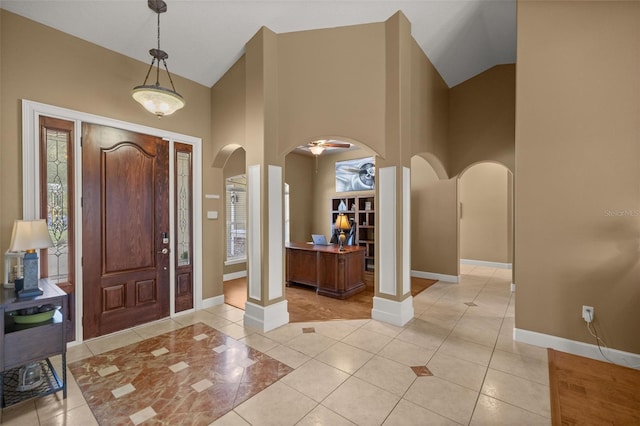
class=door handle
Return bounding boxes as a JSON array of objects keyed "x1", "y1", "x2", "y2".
[{"x1": 157, "y1": 248, "x2": 169, "y2": 255}]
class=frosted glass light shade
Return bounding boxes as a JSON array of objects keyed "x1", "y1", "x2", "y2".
[
  {"x1": 9, "y1": 220, "x2": 53, "y2": 252},
  {"x1": 309, "y1": 145, "x2": 325, "y2": 156},
  {"x1": 132, "y1": 85, "x2": 185, "y2": 117}
]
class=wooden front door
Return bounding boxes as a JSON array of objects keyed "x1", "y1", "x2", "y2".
[{"x1": 82, "y1": 123, "x2": 170, "y2": 339}]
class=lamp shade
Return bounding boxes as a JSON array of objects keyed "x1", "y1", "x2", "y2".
[
  {"x1": 132, "y1": 85, "x2": 185, "y2": 117},
  {"x1": 309, "y1": 145, "x2": 325, "y2": 156},
  {"x1": 335, "y1": 214, "x2": 351, "y2": 231},
  {"x1": 9, "y1": 220, "x2": 54, "y2": 252}
]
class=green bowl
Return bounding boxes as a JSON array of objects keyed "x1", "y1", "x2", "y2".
[{"x1": 11, "y1": 309, "x2": 57, "y2": 324}]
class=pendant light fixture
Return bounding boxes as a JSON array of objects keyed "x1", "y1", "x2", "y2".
[{"x1": 132, "y1": 0, "x2": 185, "y2": 117}]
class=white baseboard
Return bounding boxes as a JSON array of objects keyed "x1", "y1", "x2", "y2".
[
  {"x1": 223, "y1": 270, "x2": 247, "y2": 281},
  {"x1": 372, "y1": 296, "x2": 414, "y2": 327},
  {"x1": 202, "y1": 295, "x2": 225, "y2": 309},
  {"x1": 461, "y1": 259, "x2": 512, "y2": 269},
  {"x1": 411, "y1": 270, "x2": 459, "y2": 284},
  {"x1": 244, "y1": 300, "x2": 289, "y2": 332},
  {"x1": 514, "y1": 328, "x2": 640, "y2": 368}
]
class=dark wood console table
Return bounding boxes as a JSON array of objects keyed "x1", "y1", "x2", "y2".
[
  {"x1": 0, "y1": 279, "x2": 67, "y2": 411},
  {"x1": 286, "y1": 242, "x2": 366, "y2": 299}
]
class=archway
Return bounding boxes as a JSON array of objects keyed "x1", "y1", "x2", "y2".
[{"x1": 458, "y1": 162, "x2": 513, "y2": 275}]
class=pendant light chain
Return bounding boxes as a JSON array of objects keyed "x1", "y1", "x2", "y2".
[
  {"x1": 131, "y1": 0, "x2": 185, "y2": 117},
  {"x1": 155, "y1": 10, "x2": 161, "y2": 86}
]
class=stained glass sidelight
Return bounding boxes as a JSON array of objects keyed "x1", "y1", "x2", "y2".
[
  {"x1": 44, "y1": 128, "x2": 70, "y2": 283},
  {"x1": 176, "y1": 151, "x2": 191, "y2": 266}
]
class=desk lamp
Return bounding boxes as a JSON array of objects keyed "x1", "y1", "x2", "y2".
[
  {"x1": 335, "y1": 213, "x2": 351, "y2": 252},
  {"x1": 8, "y1": 220, "x2": 54, "y2": 298}
]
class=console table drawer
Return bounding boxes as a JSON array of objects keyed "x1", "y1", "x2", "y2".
[{"x1": 4, "y1": 322, "x2": 64, "y2": 369}]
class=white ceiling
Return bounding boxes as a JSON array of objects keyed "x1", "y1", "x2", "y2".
[{"x1": 1, "y1": 0, "x2": 516, "y2": 88}]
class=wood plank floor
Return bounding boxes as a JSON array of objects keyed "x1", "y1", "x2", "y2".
[
  {"x1": 548, "y1": 348, "x2": 640, "y2": 425},
  {"x1": 223, "y1": 274, "x2": 437, "y2": 322}
]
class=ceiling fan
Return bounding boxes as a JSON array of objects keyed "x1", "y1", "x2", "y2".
[{"x1": 307, "y1": 139, "x2": 351, "y2": 156}]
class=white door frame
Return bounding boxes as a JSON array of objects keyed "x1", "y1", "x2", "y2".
[{"x1": 21, "y1": 100, "x2": 203, "y2": 344}]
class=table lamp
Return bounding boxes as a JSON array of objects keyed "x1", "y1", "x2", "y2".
[
  {"x1": 335, "y1": 213, "x2": 351, "y2": 252},
  {"x1": 8, "y1": 220, "x2": 54, "y2": 298}
]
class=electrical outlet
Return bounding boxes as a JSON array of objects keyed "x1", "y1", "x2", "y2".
[{"x1": 582, "y1": 306, "x2": 594, "y2": 323}]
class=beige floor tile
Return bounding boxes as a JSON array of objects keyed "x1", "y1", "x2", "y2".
[
  {"x1": 38, "y1": 404, "x2": 98, "y2": 426},
  {"x1": 481, "y1": 368, "x2": 551, "y2": 418},
  {"x1": 209, "y1": 409, "x2": 251, "y2": 425},
  {"x1": 354, "y1": 356, "x2": 417, "y2": 396},
  {"x1": 457, "y1": 310, "x2": 504, "y2": 332},
  {"x1": 341, "y1": 328, "x2": 394, "y2": 354},
  {"x1": 471, "y1": 394, "x2": 551, "y2": 426},
  {"x1": 84, "y1": 330, "x2": 143, "y2": 355},
  {"x1": 438, "y1": 336, "x2": 494, "y2": 366},
  {"x1": 315, "y1": 341, "x2": 373, "y2": 374},
  {"x1": 132, "y1": 318, "x2": 184, "y2": 339},
  {"x1": 383, "y1": 399, "x2": 460, "y2": 426},
  {"x1": 239, "y1": 333, "x2": 279, "y2": 353},
  {"x1": 214, "y1": 322, "x2": 254, "y2": 340},
  {"x1": 0, "y1": 400, "x2": 39, "y2": 426},
  {"x1": 285, "y1": 332, "x2": 337, "y2": 357},
  {"x1": 264, "y1": 344, "x2": 310, "y2": 368},
  {"x1": 214, "y1": 307, "x2": 246, "y2": 323},
  {"x1": 280, "y1": 359, "x2": 350, "y2": 402},
  {"x1": 489, "y1": 349, "x2": 550, "y2": 385},
  {"x1": 449, "y1": 321, "x2": 500, "y2": 348},
  {"x1": 427, "y1": 351, "x2": 488, "y2": 391},
  {"x1": 395, "y1": 321, "x2": 449, "y2": 350},
  {"x1": 378, "y1": 338, "x2": 436, "y2": 366},
  {"x1": 261, "y1": 323, "x2": 305, "y2": 344},
  {"x1": 495, "y1": 334, "x2": 549, "y2": 362},
  {"x1": 312, "y1": 321, "x2": 359, "y2": 340},
  {"x1": 65, "y1": 343, "x2": 93, "y2": 363},
  {"x1": 323, "y1": 376, "x2": 400, "y2": 426},
  {"x1": 360, "y1": 319, "x2": 405, "y2": 338},
  {"x1": 404, "y1": 375, "x2": 478, "y2": 425},
  {"x1": 234, "y1": 381, "x2": 316, "y2": 426},
  {"x1": 297, "y1": 404, "x2": 356, "y2": 426},
  {"x1": 172, "y1": 309, "x2": 218, "y2": 326}
]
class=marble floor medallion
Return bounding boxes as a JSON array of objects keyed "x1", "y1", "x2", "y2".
[{"x1": 69, "y1": 323, "x2": 293, "y2": 425}]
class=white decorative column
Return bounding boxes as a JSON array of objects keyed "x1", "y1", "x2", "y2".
[
  {"x1": 372, "y1": 166, "x2": 414, "y2": 326},
  {"x1": 244, "y1": 164, "x2": 289, "y2": 332}
]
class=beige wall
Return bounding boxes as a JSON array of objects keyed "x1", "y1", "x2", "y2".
[
  {"x1": 449, "y1": 65, "x2": 515, "y2": 177},
  {"x1": 0, "y1": 11, "x2": 216, "y2": 296},
  {"x1": 460, "y1": 163, "x2": 511, "y2": 264},
  {"x1": 411, "y1": 40, "x2": 450, "y2": 172},
  {"x1": 411, "y1": 156, "x2": 459, "y2": 276},
  {"x1": 284, "y1": 153, "x2": 316, "y2": 243},
  {"x1": 277, "y1": 24, "x2": 386, "y2": 156},
  {"x1": 516, "y1": 1, "x2": 640, "y2": 353}
]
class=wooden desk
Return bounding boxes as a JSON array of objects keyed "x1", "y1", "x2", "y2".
[{"x1": 286, "y1": 242, "x2": 366, "y2": 299}]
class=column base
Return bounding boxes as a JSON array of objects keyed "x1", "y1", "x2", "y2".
[
  {"x1": 371, "y1": 296, "x2": 414, "y2": 327},
  {"x1": 244, "y1": 300, "x2": 289, "y2": 332}
]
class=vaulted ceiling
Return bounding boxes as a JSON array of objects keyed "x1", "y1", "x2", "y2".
[{"x1": 1, "y1": 0, "x2": 516, "y2": 88}]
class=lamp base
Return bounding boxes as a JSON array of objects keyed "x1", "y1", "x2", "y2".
[{"x1": 17, "y1": 287, "x2": 43, "y2": 299}]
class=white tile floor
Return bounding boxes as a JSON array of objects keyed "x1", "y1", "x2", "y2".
[{"x1": 0, "y1": 265, "x2": 551, "y2": 425}]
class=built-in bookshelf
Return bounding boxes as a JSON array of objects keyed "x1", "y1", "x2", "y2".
[{"x1": 331, "y1": 195, "x2": 375, "y2": 271}]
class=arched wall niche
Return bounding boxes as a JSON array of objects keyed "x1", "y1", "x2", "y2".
[{"x1": 458, "y1": 161, "x2": 513, "y2": 267}]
